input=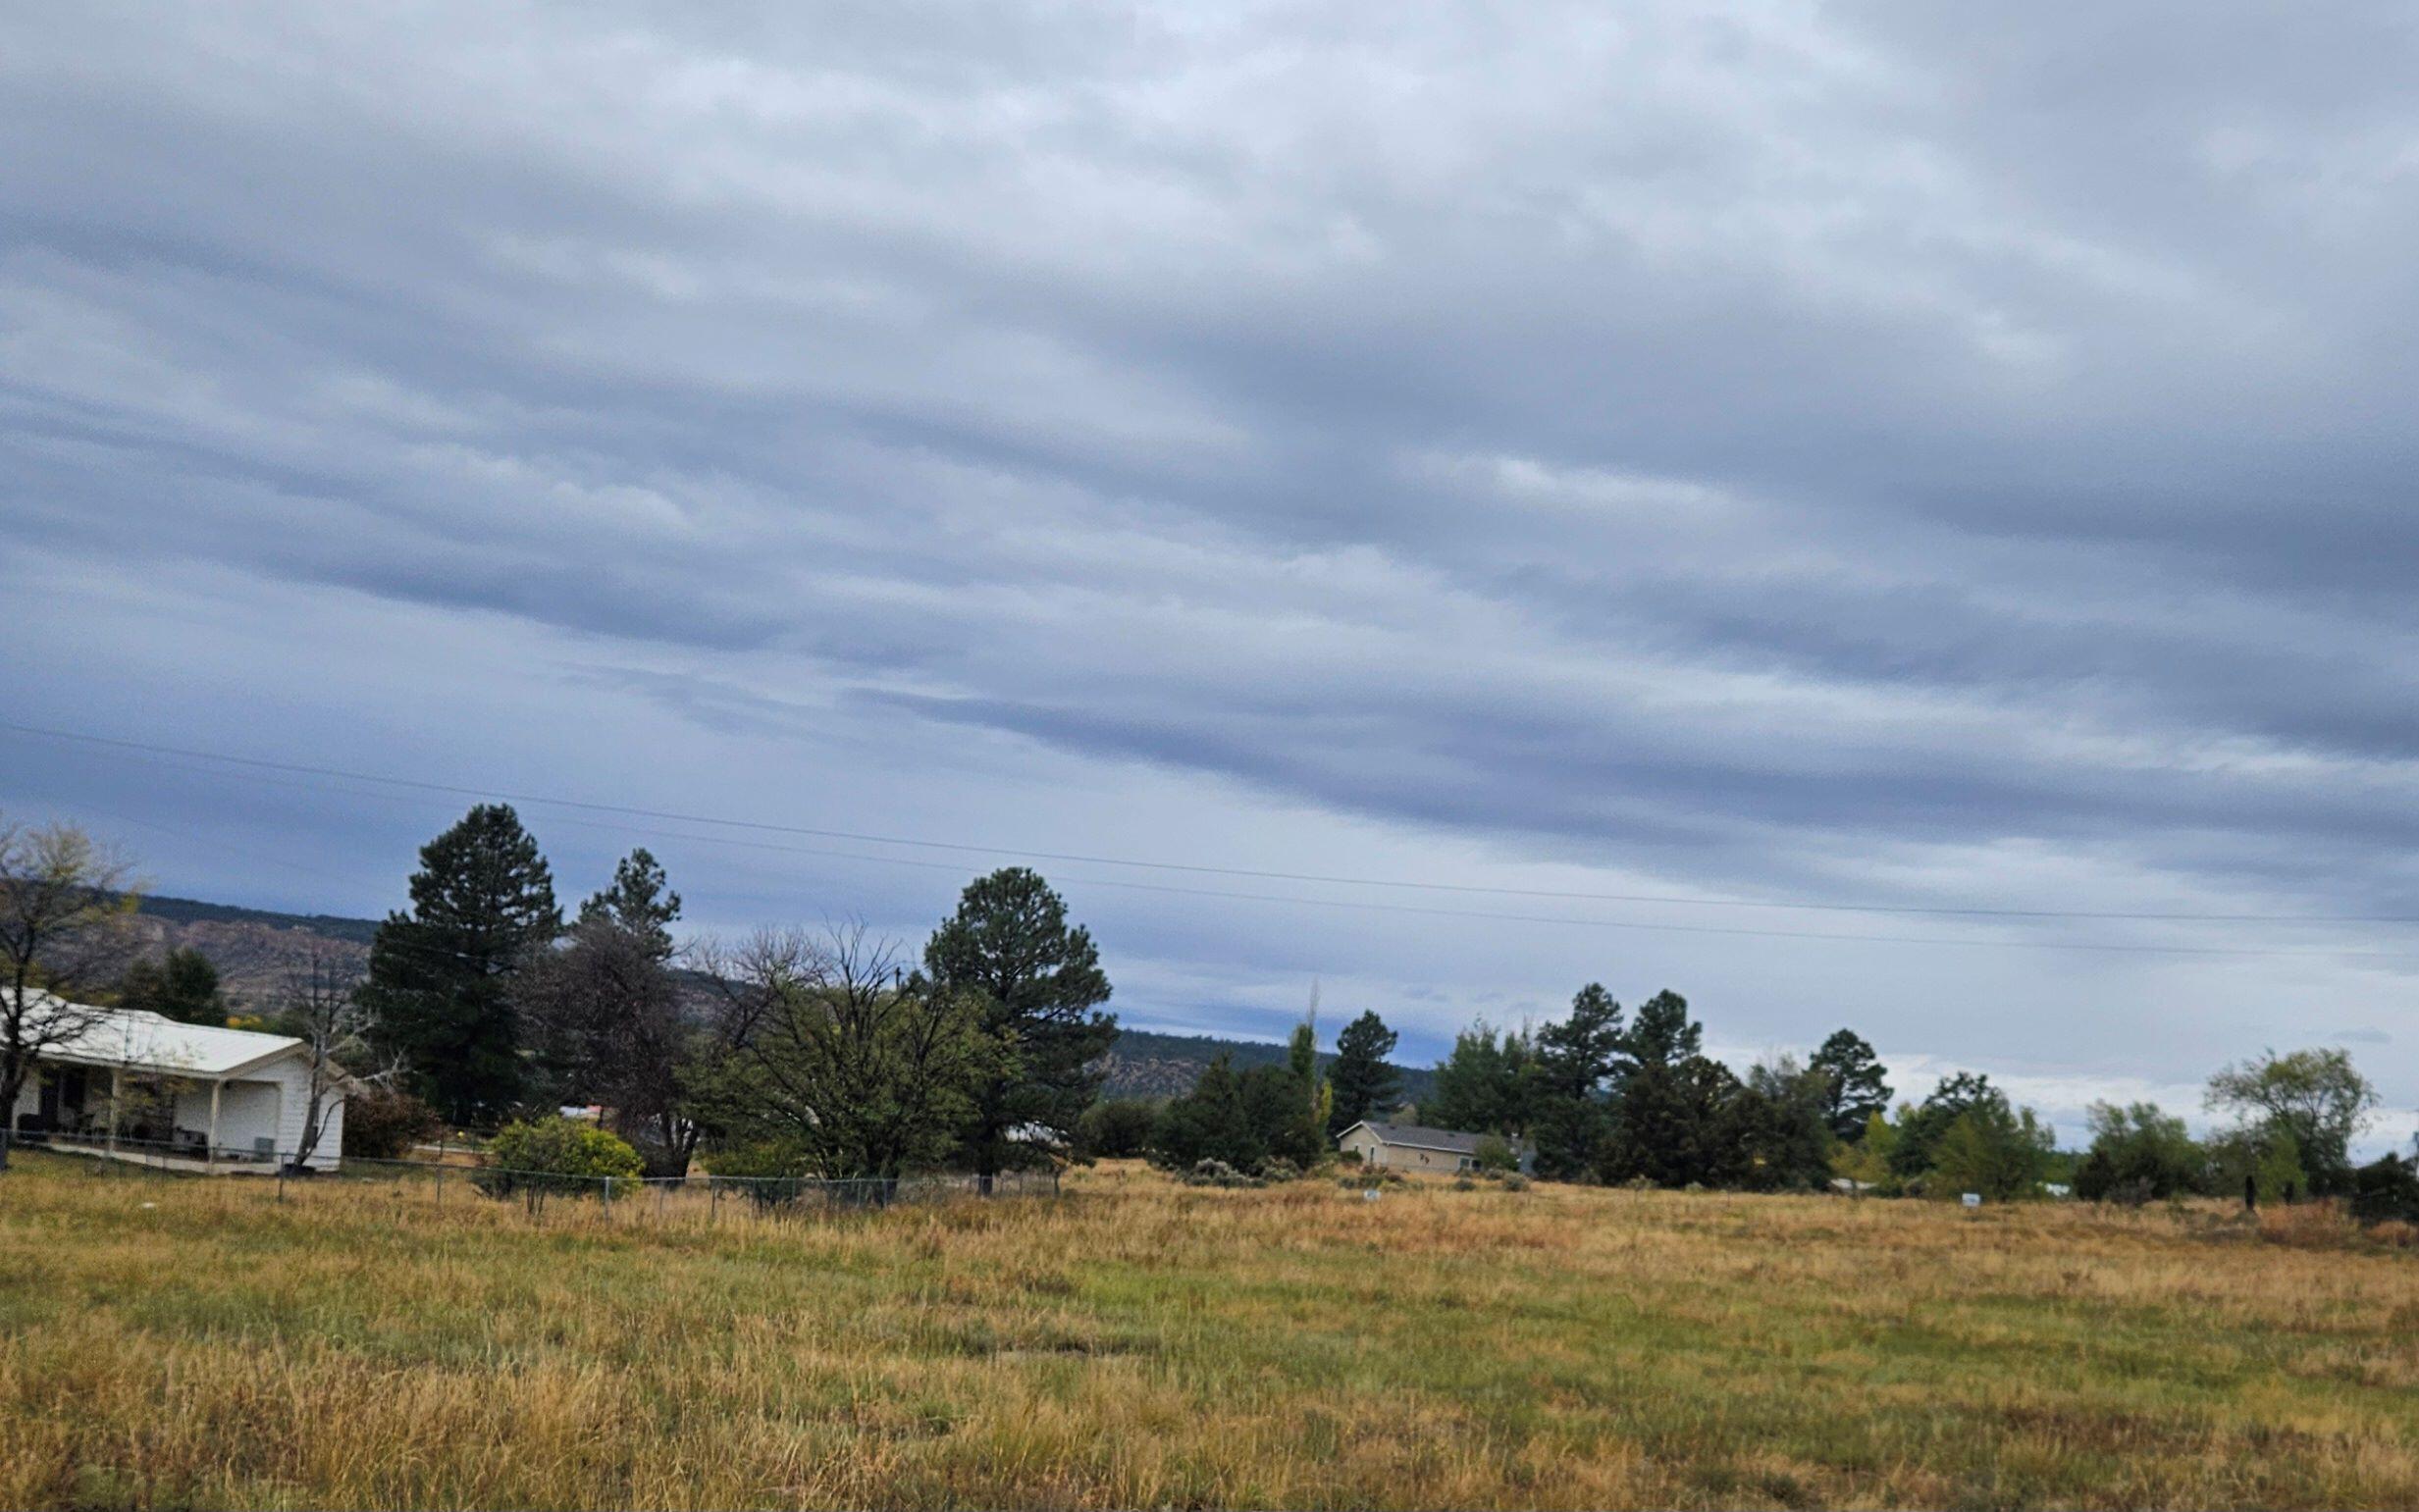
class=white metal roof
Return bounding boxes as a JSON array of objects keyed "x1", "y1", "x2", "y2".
[{"x1": 19, "y1": 993, "x2": 306, "y2": 1079}]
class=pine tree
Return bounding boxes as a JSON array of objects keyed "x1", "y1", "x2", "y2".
[
  {"x1": 360, "y1": 805, "x2": 561, "y2": 1124},
  {"x1": 1325, "y1": 1010, "x2": 1401, "y2": 1134},
  {"x1": 577, "y1": 848, "x2": 681, "y2": 962},
  {"x1": 922, "y1": 868, "x2": 1115, "y2": 1176},
  {"x1": 119, "y1": 946, "x2": 227, "y2": 1026},
  {"x1": 1529, "y1": 984, "x2": 1623, "y2": 1178},
  {"x1": 1428, "y1": 1020, "x2": 1537, "y2": 1137},
  {"x1": 1624, "y1": 989, "x2": 1701, "y2": 1070},
  {"x1": 1809, "y1": 1028, "x2": 1891, "y2": 1143}
]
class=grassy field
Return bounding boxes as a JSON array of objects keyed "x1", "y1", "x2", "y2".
[{"x1": 3, "y1": 1153, "x2": 2417, "y2": 1510}]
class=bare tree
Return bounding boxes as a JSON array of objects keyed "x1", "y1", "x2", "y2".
[
  {"x1": 0, "y1": 816, "x2": 141, "y2": 1171},
  {"x1": 695, "y1": 920, "x2": 994, "y2": 1181},
  {"x1": 274, "y1": 944, "x2": 380, "y2": 1171},
  {"x1": 515, "y1": 915, "x2": 702, "y2": 1174}
]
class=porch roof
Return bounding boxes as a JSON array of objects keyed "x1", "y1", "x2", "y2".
[{"x1": 20, "y1": 994, "x2": 305, "y2": 1080}]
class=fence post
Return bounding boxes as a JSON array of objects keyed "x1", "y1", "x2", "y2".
[
  {"x1": 276, "y1": 1158, "x2": 287, "y2": 1204},
  {"x1": 710, "y1": 1178, "x2": 720, "y2": 1225}
]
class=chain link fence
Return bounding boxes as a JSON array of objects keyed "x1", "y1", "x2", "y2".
[{"x1": 0, "y1": 1127, "x2": 1060, "y2": 1225}]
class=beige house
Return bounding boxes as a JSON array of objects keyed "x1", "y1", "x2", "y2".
[
  {"x1": 1336, "y1": 1120, "x2": 1533, "y2": 1174},
  {"x1": 8, "y1": 996, "x2": 347, "y2": 1172}
]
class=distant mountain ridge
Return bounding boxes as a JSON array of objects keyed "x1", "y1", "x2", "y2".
[{"x1": 128, "y1": 895, "x2": 1437, "y2": 1105}]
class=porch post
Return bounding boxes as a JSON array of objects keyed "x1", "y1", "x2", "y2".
[
  {"x1": 207, "y1": 1080, "x2": 223, "y2": 1168},
  {"x1": 108, "y1": 1068, "x2": 123, "y2": 1153}
]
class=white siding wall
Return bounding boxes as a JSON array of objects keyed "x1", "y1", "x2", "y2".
[
  {"x1": 90, "y1": 1051, "x2": 343, "y2": 1171},
  {"x1": 255, "y1": 1054, "x2": 344, "y2": 1171},
  {"x1": 11, "y1": 1075, "x2": 34, "y2": 1121}
]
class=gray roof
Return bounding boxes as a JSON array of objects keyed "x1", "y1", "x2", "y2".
[{"x1": 1343, "y1": 1121, "x2": 1503, "y2": 1155}]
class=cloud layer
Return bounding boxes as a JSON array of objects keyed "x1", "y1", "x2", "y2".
[{"x1": 5, "y1": 3, "x2": 2417, "y2": 1142}]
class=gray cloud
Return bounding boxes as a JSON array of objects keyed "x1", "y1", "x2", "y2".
[{"x1": 5, "y1": 2, "x2": 2418, "y2": 1122}]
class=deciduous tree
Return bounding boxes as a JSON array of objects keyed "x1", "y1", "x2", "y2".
[
  {"x1": 2205, "y1": 1047, "x2": 2377, "y2": 1195},
  {"x1": 701, "y1": 922, "x2": 993, "y2": 1180},
  {"x1": 0, "y1": 816, "x2": 141, "y2": 1171}
]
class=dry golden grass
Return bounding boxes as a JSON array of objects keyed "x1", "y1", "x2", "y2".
[{"x1": 4, "y1": 1152, "x2": 2417, "y2": 1509}]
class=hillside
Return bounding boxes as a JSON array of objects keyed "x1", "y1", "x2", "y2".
[
  {"x1": 1098, "y1": 1026, "x2": 1436, "y2": 1105},
  {"x1": 128, "y1": 896, "x2": 1437, "y2": 1103}
]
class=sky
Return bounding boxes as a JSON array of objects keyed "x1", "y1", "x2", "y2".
[{"x1": 4, "y1": 3, "x2": 2417, "y2": 1149}]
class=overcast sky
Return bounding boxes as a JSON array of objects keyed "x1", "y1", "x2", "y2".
[{"x1": 5, "y1": 4, "x2": 2417, "y2": 1146}]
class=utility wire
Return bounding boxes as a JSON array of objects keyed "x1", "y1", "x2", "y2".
[
  {"x1": 14, "y1": 721, "x2": 2417, "y2": 963},
  {"x1": 9, "y1": 717, "x2": 2409, "y2": 927}
]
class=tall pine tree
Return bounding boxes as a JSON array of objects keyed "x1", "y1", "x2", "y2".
[
  {"x1": 361, "y1": 805, "x2": 560, "y2": 1124},
  {"x1": 1530, "y1": 983, "x2": 1624, "y2": 1178},
  {"x1": 1326, "y1": 1010, "x2": 1401, "y2": 1134},
  {"x1": 922, "y1": 868, "x2": 1115, "y2": 1176},
  {"x1": 577, "y1": 848, "x2": 681, "y2": 962},
  {"x1": 1809, "y1": 1028, "x2": 1890, "y2": 1143}
]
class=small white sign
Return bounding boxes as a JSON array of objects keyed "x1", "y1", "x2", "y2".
[
  {"x1": 1962, "y1": 1192, "x2": 1981, "y2": 1209},
  {"x1": 1362, "y1": 1188, "x2": 1381, "y2": 1202}
]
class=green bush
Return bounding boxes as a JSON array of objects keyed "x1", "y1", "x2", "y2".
[
  {"x1": 1076, "y1": 1098, "x2": 1158, "y2": 1161},
  {"x1": 2351, "y1": 1155, "x2": 2419, "y2": 1225},
  {"x1": 475, "y1": 1117, "x2": 645, "y2": 1199},
  {"x1": 1473, "y1": 1134, "x2": 1518, "y2": 1174}
]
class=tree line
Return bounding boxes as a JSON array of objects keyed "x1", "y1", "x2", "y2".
[
  {"x1": 5, "y1": 806, "x2": 2414, "y2": 1221},
  {"x1": 0, "y1": 808, "x2": 1119, "y2": 1182},
  {"x1": 1110, "y1": 976, "x2": 2418, "y2": 1221}
]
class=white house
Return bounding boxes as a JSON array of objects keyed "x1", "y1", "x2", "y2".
[
  {"x1": 1335, "y1": 1120, "x2": 1535, "y2": 1174},
  {"x1": 7, "y1": 995, "x2": 347, "y2": 1172}
]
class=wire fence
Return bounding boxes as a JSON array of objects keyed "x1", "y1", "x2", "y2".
[{"x1": 0, "y1": 1127, "x2": 1061, "y2": 1225}]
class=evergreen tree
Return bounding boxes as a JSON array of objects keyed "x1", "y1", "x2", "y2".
[
  {"x1": 1736, "y1": 1055, "x2": 1838, "y2": 1190},
  {"x1": 577, "y1": 848, "x2": 681, "y2": 961},
  {"x1": 1427, "y1": 1020, "x2": 1537, "y2": 1136},
  {"x1": 1325, "y1": 1010, "x2": 1401, "y2": 1134},
  {"x1": 922, "y1": 868, "x2": 1116, "y2": 1176},
  {"x1": 1150, "y1": 1054, "x2": 1259, "y2": 1169},
  {"x1": 1808, "y1": 1028, "x2": 1890, "y2": 1143},
  {"x1": 1604, "y1": 1053, "x2": 1744, "y2": 1187},
  {"x1": 119, "y1": 946, "x2": 227, "y2": 1026},
  {"x1": 360, "y1": 805, "x2": 561, "y2": 1124},
  {"x1": 1624, "y1": 989, "x2": 1701, "y2": 1070},
  {"x1": 1530, "y1": 984, "x2": 1624, "y2": 1178}
]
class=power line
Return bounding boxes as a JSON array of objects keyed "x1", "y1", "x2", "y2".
[
  {"x1": 11, "y1": 720, "x2": 2416, "y2": 963},
  {"x1": 9, "y1": 716, "x2": 2411, "y2": 926}
]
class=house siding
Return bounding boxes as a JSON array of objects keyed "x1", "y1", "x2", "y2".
[{"x1": 12, "y1": 1050, "x2": 342, "y2": 1171}]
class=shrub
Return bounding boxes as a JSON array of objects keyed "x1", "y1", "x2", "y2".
[
  {"x1": 1473, "y1": 1134, "x2": 1519, "y2": 1174},
  {"x1": 1076, "y1": 1098, "x2": 1158, "y2": 1161},
  {"x1": 340, "y1": 1086, "x2": 444, "y2": 1160},
  {"x1": 1179, "y1": 1158, "x2": 1262, "y2": 1188},
  {"x1": 1451, "y1": 1175, "x2": 1477, "y2": 1190},
  {"x1": 1500, "y1": 1173, "x2": 1532, "y2": 1192},
  {"x1": 476, "y1": 1117, "x2": 646, "y2": 1200},
  {"x1": 2075, "y1": 1102, "x2": 2206, "y2": 1200},
  {"x1": 2351, "y1": 1154, "x2": 2419, "y2": 1225},
  {"x1": 1255, "y1": 1156, "x2": 1301, "y2": 1182}
]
